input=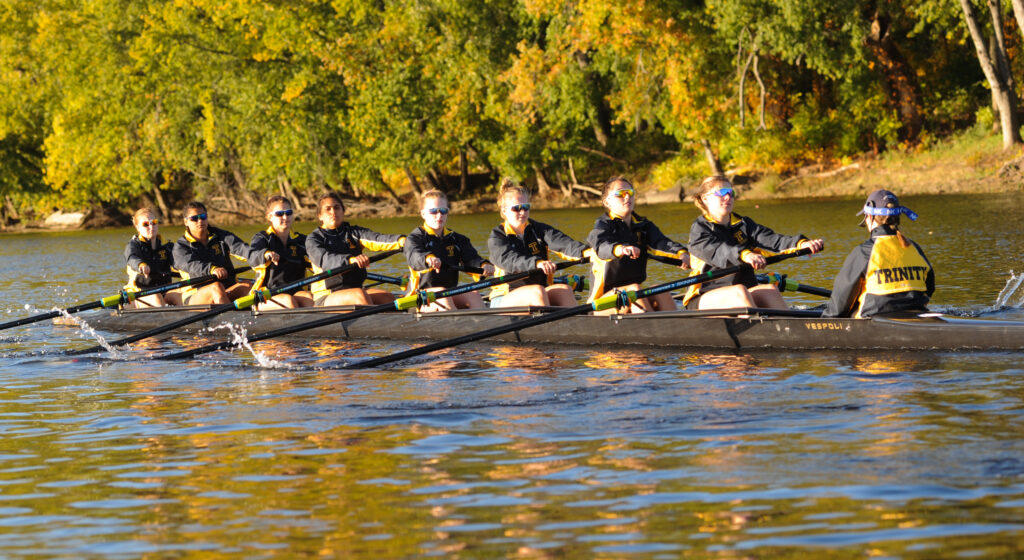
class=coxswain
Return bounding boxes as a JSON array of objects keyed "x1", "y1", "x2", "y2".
[
  {"x1": 587, "y1": 176, "x2": 689, "y2": 314},
  {"x1": 305, "y1": 191, "x2": 405, "y2": 307},
  {"x1": 684, "y1": 175, "x2": 823, "y2": 310},
  {"x1": 172, "y1": 201, "x2": 256, "y2": 305},
  {"x1": 248, "y1": 195, "x2": 314, "y2": 310},
  {"x1": 823, "y1": 189, "x2": 933, "y2": 318},
  {"x1": 405, "y1": 189, "x2": 494, "y2": 311},
  {"x1": 486, "y1": 180, "x2": 589, "y2": 308},
  {"x1": 124, "y1": 207, "x2": 181, "y2": 307}
]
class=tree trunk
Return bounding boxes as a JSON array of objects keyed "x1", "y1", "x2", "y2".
[
  {"x1": 533, "y1": 165, "x2": 552, "y2": 196},
  {"x1": 403, "y1": 166, "x2": 424, "y2": 202},
  {"x1": 865, "y1": 12, "x2": 924, "y2": 143},
  {"x1": 700, "y1": 139, "x2": 724, "y2": 175},
  {"x1": 753, "y1": 54, "x2": 768, "y2": 130},
  {"x1": 150, "y1": 180, "x2": 170, "y2": 219},
  {"x1": 575, "y1": 51, "x2": 612, "y2": 146},
  {"x1": 737, "y1": 47, "x2": 756, "y2": 128},
  {"x1": 459, "y1": 148, "x2": 468, "y2": 195},
  {"x1": 4, "y1": 195, "x2": 19, "y2": 221},
  {"x1": 374, "y1": 170, "x2": 403, "y2": 206},
  {"x1": 958, "y1": 0, "x2": 1023, "y2": 148},
  {"x1": 466, "y1": 141, "x2": 498, "y2": 182},
  {"x1": 1012, "y1": 0, "x2": 1024, "y2": 39}
]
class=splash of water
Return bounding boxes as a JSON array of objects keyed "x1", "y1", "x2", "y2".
[
  {"x1": 53, "y1": 307, "x2": 129, "y2": 359},
  {"x1": 995, "y1": 270, "x2": 1024, "y2": 309},
  {"x1": 205, "y1": 323, "x2": 291, "y2": 369}
]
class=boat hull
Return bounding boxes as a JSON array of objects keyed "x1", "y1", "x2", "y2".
[{"x1": 74, "y1": 306, "x2": 1024, "y2": 352}]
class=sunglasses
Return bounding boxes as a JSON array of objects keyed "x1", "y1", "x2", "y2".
[
  {"x1": 138, "y1": 219, "x2": 159, "y2": 228},
  {"x1": 507, "y1": 203, "x2": 531, "y2": 212},
  {"x1": 272, "y1": 209, "x2": 294, "y2": 217},
  {"x1": 610, "y1": 187, "x2": 635, "y2": 199},
  {"x1": 425, "y1": 207, "x2": 450, "y2": 215},
  {"x1": 187, "y1": 213, "x2": 208, "y2": 222},
  {"x1": 708, "y1": 187, "x2": 734, "y2": 198}
]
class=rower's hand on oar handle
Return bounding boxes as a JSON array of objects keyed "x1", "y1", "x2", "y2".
[
  {"x1": 677, "y1": 252, "x2": 690, "y2": 270},
  {"x1": 481, "y1": 263, "x2": 495, "y2": 277},
  {"x1": 799, "y1": 239, "x2": 825, "y2": 254},
  {"x1": 615, "y1": 245, "x2": 641, "y2": 260},
  {"x1": 426, "y1": 255, "x2": 442, "y2": 272},
  {"x1": 263, "y1": 251, "x2": 281, "y2": 267},
  {"x1": 742, "y1": 252, "x2": 768, "y2": 270},
  {"x1": 212, "y1": 266, "x2": 229, "y2": 280},
  {"x1": 536, "y1": 260, "x2": 557, "y2": 276},
  {"x1": 138, "y1": 263, "x2": 151, "y2": 278},
  {"x1": 349, "y1": 254, "x2": 371, "y2": 269}
]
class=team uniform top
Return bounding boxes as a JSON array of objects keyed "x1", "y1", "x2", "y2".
[
  {"x1": 305, "y1": 223, "x2": 404, "y2": 300},
  {"x1": 586, "y1": 213, "x2": 688, "y2": 301},
  {"x1": 405, "y1": 225, "x2": 490, "y2": 292},
  {"x1": 684, "y1": 212, "x2": 806, "y2": 305},
  {"x1": 124, "y1": 234, "x2": 175, "y2": 290},
  {"x1": 248, "y1": 228, "x2": 310, "y2": 292},
  {"x1": 823, "y1": 224, "x2": 934, "y2": 318},
  {"x1": 486, "y1": 220, "x2": 588, "y2": 298},
  {"x1": 172, "y1": 226, "x2": 255, "y2": 300}
]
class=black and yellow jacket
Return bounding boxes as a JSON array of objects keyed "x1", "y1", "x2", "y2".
[
  {"x1": 305, "y1": 223, "x2": 404, "y2": 300},
  {"x1": 823, "y1": 225, "x2": 934, "y2": 318},
  {"x1": 486, "y1": 219, "x2": 588, "y2": 298},
  {"x1": 405, "y1": 225, "x2": 489, "y2": 292},
  {"x1": 684, "y1": 212, "x2": 806, "y2": 305},
  {"x1": 248, "y1": 228, "x2": 310, "y2": 292},
  {"x1": 586, "y1": 213, "x2": 688, "y2": 300},
  {"x1": 124, "y1": 234, "x2": 175, "y2": 290},
  {"x1": 172, "y1": 226, "x2": 255, "y2": 299}
]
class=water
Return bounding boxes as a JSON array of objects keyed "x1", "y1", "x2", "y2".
[{"x1": 1, "y1": 193, "x2": 1023, "y2": 558}]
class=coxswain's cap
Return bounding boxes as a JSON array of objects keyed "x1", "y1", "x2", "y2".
[{"x1": 857, "y1": 189, "x2": 918, "y2": 226}]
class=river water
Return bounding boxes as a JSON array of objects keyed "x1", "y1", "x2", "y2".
[{"x1": 0, "y1": 193, "x2": 1023, "y2": 558}]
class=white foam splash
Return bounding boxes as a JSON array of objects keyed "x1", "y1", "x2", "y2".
[
  {"x1": 53, "y1": 307, "x2": 129, "y2": 359},
  {"x1": 995, "y1": 270, "x2": 1024, "y2": 309},
  {"x1": 204, "y1": 323, "x2": 290, "y2": 369}
]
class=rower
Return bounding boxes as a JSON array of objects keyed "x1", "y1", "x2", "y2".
[
  {"x1": 305, "y1": 191, "x2": 405, "y2": 307},
  {"x1": 405, "y1": 189, "x2": 495, "y2": 312},
  {"x1": 172, "y1": 201, "x2": 257, "y2": 306},
  {"x1": 822, "y1": 189, "x2": 933, "y2": 318},
  {"x1": 248, "y1": 195, "x2": 314, "y2": 310},
  {"x1": 486, "y1": 180, "x2": 589, "y2": 308},
  {"x1": 124, "y1": 207, "x2": 181, "y2": 308},
  {"x1": 683, "y1": 175, "x2": 824, "y2": 310},
  {"x1": 587, "y1": 176, "x2": 689, "y2": 314}
]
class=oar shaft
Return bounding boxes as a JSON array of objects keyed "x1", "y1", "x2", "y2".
[
  {"x1": 345, "y1": 249, "x2": 812, "y2": 369},
  {"x1": 155, "y1": 259, "x2": 588, "y2": 360}
]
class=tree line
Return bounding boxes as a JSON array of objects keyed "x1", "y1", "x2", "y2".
[{"x1": 1, "y1": 0, "x2": 1022, "y2": 225}]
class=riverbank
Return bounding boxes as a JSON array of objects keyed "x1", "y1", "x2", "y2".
[{"x1": 4, "y1": 128, "x2": 1022, "y2": 233}]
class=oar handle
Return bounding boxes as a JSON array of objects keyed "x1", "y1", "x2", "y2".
[
  {"x1": 399, "y1": 258, "x2": 586, "y2": 310},
  {"x1": 238, "y1": 249, "x2": 403, "y2": 310},
  {"x1": 591, "y1": 247, "x2": 814, "y2": 311},
  {"x1": 366, "y1": 272, "x2": 407, "y2": 289},
  {"x1": 757, "y1": 273, "x2": 832, "y2": 297}
]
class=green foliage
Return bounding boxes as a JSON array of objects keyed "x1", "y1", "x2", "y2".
[{"x1": 0, "y1": 0, "x2": 1012, "y2": 217}]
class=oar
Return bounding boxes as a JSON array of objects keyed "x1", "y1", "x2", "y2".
[
  {"x1": 344, "y1": 248, "x2": 813, "y2": 369},
  {"x1": 757, "y1": 273, "x2": 831, "y2": 297},
  {"x1": 155, "y1": 258, "x2": 587, "y2": 361},
  {"x1": 648, "y1": 253, "x2": 831, "y2": 298},
  {"x1": 0, "y1": 267, "x2": 251, "y2": 332},
  {"x1": 67, "y1": 250, "x2": 401, "y2": 355},
  {"x1": 365, "y1": 272, "x2": 407, "y2": 290}
]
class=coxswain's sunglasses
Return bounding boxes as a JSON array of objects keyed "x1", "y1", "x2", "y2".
[
  {"x1": 272, "y1": 209, "x2": 294, "y2": 217},
  {"x1": 187, "y1": 212, "x2": 208, "y2": 222},
  {"x1": 139, "y1": 219, "x2": 159, "y2": 228},
  {"x1": 708, "y1": 187, "x2": 734, "y2": 198},
  {"x1": 507, "y1": 203, "x2": 531, "y2": 213},
  {"x1": 610, "y1": 187, "x2": 635, "y2": 199},
  {"x1": 426, "y1": 207, "x2": 450, "y2": 215}
]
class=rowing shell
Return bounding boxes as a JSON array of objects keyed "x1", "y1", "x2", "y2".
[{"x1": 68, "y1": 306, "x2": 1024, "y2": 352}]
